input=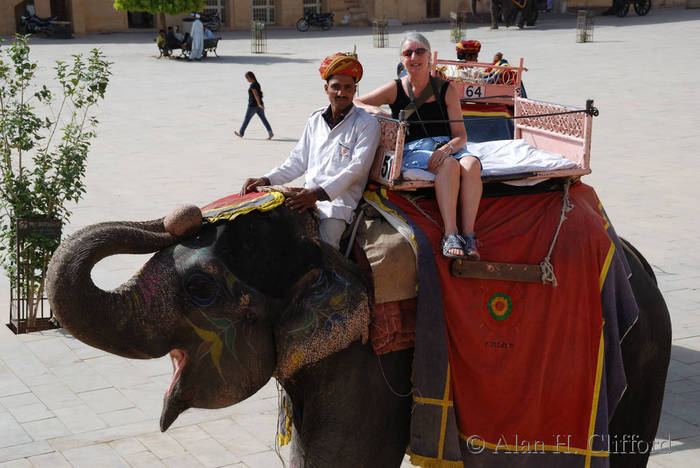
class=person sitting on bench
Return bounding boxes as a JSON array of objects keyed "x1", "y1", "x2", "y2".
[
  {"x1": 165, "y1": 26, "x2": 183, "y2": 50},
  {"x1": 443, "y1": 39, "x2": 483, "y2": 82},
  {"x1": 156, "y1": 29, "x2": 167, "y2": 51},
  {"x1": 354, "y1": 32, "x2": 483, "y2": 260}
]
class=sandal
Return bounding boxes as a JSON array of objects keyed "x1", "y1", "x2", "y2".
[
  {"x1": 462, "y1": 234, "x2": 481, "y2": 261},
  {"x1": 441, "y1": 233, "x2": 467, "y2": 259}
]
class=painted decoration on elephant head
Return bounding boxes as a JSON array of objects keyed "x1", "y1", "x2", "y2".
[{"x1": 274, "y1": 264, "x2": 370, "y2": 381}]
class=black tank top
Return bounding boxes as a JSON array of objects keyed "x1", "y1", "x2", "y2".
[{"x1": 389, "y1": 78, "x2": 451, "y2": 142}]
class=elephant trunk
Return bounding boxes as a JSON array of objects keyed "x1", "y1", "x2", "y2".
[{"x1": 47, "y1": 219, "x2": 181, "y2": 359}]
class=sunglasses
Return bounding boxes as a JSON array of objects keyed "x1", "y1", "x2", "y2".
[{"x1": 401, "y1": 47, "x2": 428, "y2": 57}]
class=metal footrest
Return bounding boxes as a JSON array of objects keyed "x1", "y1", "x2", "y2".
[{"x1": 450, "y1": 259, "x2": 543, "y2": 283}]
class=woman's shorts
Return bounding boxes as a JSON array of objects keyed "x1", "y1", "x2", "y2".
[{"x1": 402, "y1": 136, "x2": 481, "y2": 171}]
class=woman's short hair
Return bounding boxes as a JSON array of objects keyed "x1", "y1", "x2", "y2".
[{"x1": 399, "y1": 32, "x2": 431, "y2": 56}]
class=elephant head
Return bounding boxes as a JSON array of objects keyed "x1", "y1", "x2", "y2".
[{"x1": 47, "y1": 202, "x2": 370, "y2": 431}]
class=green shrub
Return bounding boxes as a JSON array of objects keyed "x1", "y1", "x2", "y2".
[{"x1": 0, "y1": 35, "x2": 111, "y2": 326}]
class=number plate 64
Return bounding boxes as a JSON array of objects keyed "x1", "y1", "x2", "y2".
[{"x1": 464, "y1": 85, "x2": 484, "y2": 99}]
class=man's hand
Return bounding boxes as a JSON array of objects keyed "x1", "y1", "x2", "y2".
[
  {"x1": 427, "y1": 148, "x2": 449, "y2": 171},
  {"x1": 285, "y1": 188, "x2": 318, "y2": 213},
  {"x1": 240, "y1": 177, "x2": 267, "y2": 196}
]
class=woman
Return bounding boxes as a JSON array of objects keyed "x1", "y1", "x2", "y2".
[
  {"x1": 235, "y1": 71, "x2": 274, "y2": 140},
  {"x1": 354, "y1": 32, "x2": 482, "y2": 260}
]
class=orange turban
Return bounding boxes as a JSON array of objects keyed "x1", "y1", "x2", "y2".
[
  {"x1": 319, "y1": 53, "x2": 363, "y2": 82},
  {"x1": 456, "y1": 40, "x2": 481, "y2": 54}
]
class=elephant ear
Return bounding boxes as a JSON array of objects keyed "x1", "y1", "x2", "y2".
[{"x1": 273, "y1": 243, "x2": 371, "y2": 382}]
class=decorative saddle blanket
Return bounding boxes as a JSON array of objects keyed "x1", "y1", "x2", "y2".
[
  {"x1": 201, "y1": 191, "x2": 285, "y2": 222},
  {"x1": 363, "y1": 183, "x2": 639, "y2": 468}
]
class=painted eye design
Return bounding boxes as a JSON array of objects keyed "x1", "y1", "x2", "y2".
[{"x1": 184, "y1": 272, "x2": 220, "y2": 307}]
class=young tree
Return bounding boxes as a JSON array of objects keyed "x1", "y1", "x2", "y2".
[
  {"x1": 0, "y1": 36, "x2": 111, "y2": 329},
  {"x1": 113, "y1": 0, "x2": 205, "y2": 28}
]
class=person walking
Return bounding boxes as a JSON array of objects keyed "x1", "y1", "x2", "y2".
[{"x1": 235, "y1": 71, "x2": 274, "y2": 140}]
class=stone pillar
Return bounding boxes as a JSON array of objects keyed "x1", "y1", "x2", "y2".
[
  {"x1": 70, "y1": 0, "x2": 87, "y2": 36},
  {"x1": 1, "y1": 3, "x2": 16, "y2": 36},
  {"x1": 278, "y1": 0, "x2": 303, "y2": 27},
  {"x1": 233, "y1": 0, "x2": 250, "y2": 29},
  {"x1": 226, "y1": 0, "x2": 235, "y2": 27},
  {"x1": 34, "y1": 0, "x2": 51, "y2": 16}
]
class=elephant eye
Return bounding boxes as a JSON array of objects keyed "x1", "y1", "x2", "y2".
[{"x1": 184, "y1": 272, "x2": 220, "y2": 307}]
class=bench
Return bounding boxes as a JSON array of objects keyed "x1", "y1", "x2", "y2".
[
  {"x1": 432, "y1": 52, "x2": 527, "y2": 105},
  {"x1": 368, "y1": 96, "x2": 595, "y2": 191},
  {"x1": 182, "y1": 38, "x2": 221, "y2": 58},
  {"x1": 157, "y1": 38, "x2": 221, "y2": 59}
]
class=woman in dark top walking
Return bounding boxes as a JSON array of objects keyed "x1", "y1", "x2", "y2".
[
  {"x1": 235, "y1": 71, "x2": 274, "y2": 140},
  {"x1": 354, "y1": 32, "x2": 483, "y2": 260}
]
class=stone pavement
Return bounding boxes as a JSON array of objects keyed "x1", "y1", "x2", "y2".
[{"x1": 1, "y1": 8, "x2": 699, "y2": 467}]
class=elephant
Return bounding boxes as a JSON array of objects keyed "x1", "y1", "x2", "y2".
[
  {"x1": 472, "y1": 0, "x2": 538, "y2": 29},
  {"x1": 46, "y1": 201, "x2": 671, "y2": 468}
]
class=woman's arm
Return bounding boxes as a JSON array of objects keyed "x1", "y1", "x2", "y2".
[
  {"x1": 440, "y1": 82, "x2": 467, "y2": 151},
  {"x1": 427, "y1": 82, "x2": 468, "y2": 171},
  {"x1": 251, "y1": 88, "x2": 263, "y2": 108},
  {"x1": 354, "y1": 80, "x2": 397, "y2": 117}
]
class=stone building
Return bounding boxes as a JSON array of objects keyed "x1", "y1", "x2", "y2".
[
  {"x1": 0, "y1": 0, "x2": 485, "y2": 36},
  {"x1": 0, "y1": 0, "x2": 689, "y2": 37}
]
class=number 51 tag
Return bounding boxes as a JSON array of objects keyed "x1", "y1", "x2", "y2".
[{"x1": 379, "y1": 152, "x2": 394, "y2": 183}]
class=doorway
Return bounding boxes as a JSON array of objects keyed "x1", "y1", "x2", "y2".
[
  {"x1": 50, "y1": 0, "x2": 69, "y2": 20},
  {"x1": 426, "y1": 0, "x2": 440, "y2": 17},
  {"x1": 127, "y1": 11, "x2": 154, "y2": 28}
]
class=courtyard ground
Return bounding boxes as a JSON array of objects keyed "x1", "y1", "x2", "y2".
[{"x1": 1, "y1": 8, "x2": 699, "y2": 467}]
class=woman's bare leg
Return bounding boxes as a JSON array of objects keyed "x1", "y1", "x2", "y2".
[
  {"x1": 433, "y1": 158, "x2": 463, "y2": 256},
  {"x1": 458, "y1": 156, "x2": 483, "y2": 235}
]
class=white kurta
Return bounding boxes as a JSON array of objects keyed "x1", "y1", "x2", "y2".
[
  {"x1": 265, "y1": 106, "x2": 381, "y2": 223},
  {"x1": 189, "y1": 19, "x2": 204, "y2": 60}
]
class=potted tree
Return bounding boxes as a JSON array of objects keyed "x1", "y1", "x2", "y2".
[{"x1": 0, "y1": 36, "x2": 111, "y2": 333}]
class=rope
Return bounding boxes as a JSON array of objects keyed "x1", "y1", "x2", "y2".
[
  {"x1": 539, "y1": 180, "x2": 574, "y2": 287},
  {"x1": 344, "y1": 208, "x2": 364, "y2": 258},
  {"x1": 273, "y1": 381, "x2": 288, "y2": 468},
  {"x1": 459, "y1": 94, "x2": 515, "y2": 101},
  {"x1": 402, "y1": 194, "x2": 443, "y2": 231},
  {"x1": 410, "y1": 108, "x2": 594, "y2": 125},
  {"x1": 376, "y1": 352, "x2": 414, "y2": 398}
]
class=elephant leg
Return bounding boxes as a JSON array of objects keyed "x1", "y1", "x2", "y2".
[
  {"x1": 525, "y1": 1, "x2": 537, "y2": 26},
  {"x1": 518, "y1": 7, "x2": 526, "y2": 28},
  {"x1": 490, "y1": 1, "x2": 499, "y2": 28},
  {"x1": 502, "y1": 3, "x2": 515, "y2": 27},
  {"x1": 608, "y1": 242, "x2": 671, "y2": 467},
  {"x1": 286, "y1": 342, "x2": 413, "y2": 468}
]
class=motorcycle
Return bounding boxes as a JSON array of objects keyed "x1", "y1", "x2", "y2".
[
  {"x1": 200, "y1": 12, "x2": 222, "y2": 32},
  {"x1": 20, "y1": 13, "x2": 59, "y2": 36},
  {"x1": 296, "y1": 12, "x2": 334, "y2": 32},
  {"x1": 183, "y1": 12, "x2": 222, "y2": 32}
]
